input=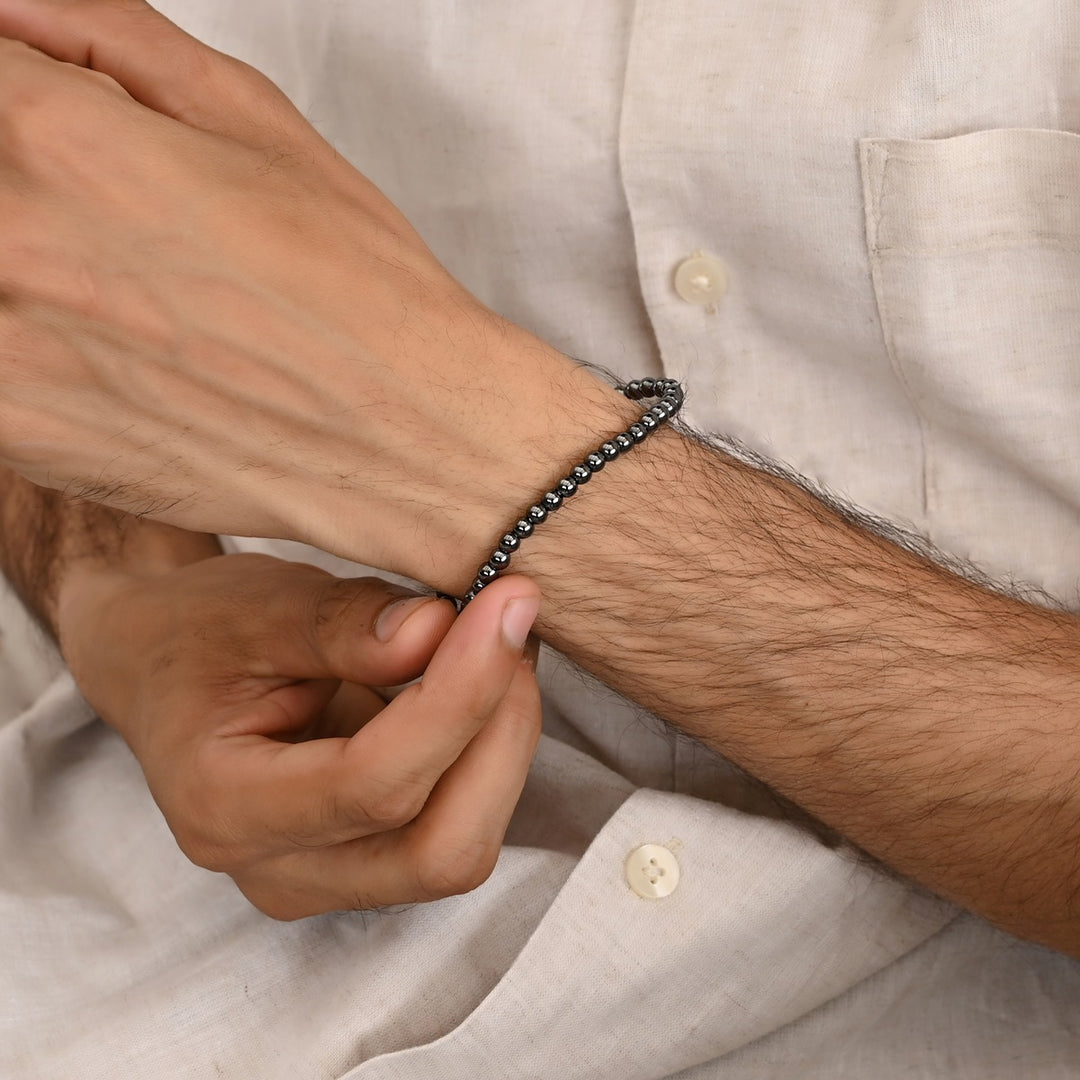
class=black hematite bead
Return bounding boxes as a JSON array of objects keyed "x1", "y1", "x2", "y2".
[{"x1": 458, "y1": 377, "x2": 683, "y2": 609}]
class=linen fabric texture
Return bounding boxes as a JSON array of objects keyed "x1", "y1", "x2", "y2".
[{"x1": 1, "y1": 1, "x2": 1079, "y2": 1076}]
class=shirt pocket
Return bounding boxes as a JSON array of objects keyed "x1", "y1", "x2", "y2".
[{"x1": 860, "y1": 129, "x2": 1080, "y2": 604}]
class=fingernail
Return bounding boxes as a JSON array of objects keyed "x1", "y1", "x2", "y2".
[
  {"x1": 375, "y1": 596, "x2": 432, "y2": 642},
  {"x1": 501, "y1": 595, "x2": 540, "y2": 652}
]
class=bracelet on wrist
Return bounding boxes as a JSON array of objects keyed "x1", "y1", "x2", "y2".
[{"x1": 459, "y1": 377, "x2": 684, "y2": 607}]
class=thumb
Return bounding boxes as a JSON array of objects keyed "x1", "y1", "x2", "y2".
[{"x1": 0, "y1": 0, "x2": 318, "y2": 148}]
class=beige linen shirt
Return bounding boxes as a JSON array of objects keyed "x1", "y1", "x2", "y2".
[{"x1": 1, "y1": 2, "x2": 1079, "y2": 1076}]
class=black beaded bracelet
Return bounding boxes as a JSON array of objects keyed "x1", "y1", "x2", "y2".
[{"x1": 460, "y1": 377, "x2": 685, "y2": 606}]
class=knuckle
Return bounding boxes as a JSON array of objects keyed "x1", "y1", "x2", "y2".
[
  {"x1": 171, "y1": 824, "x2": 235, "y2": 874},
  {"x1": 361, "y1": 781, "x2": 428, "y2": 831},
  {"x1": 0, "y1": 86, "x2": 60, "y2": 150},
  {"x1": 0, "y1": 38, "x2": 39, "y2": 65},
  {"x1": 235, "y1": 884, "x2": 313, "y2": 922},
  {"x1": 78, "y1": 67, "x2": 127, "y2": 98},
  {"x1": 166, "y1": 776, "x2": 249, "y2": 873},
  {"x1": 222, "y1": 54, "x2": 275, "y2": 94},
  {"x1": 414, "y1": 835, "x2": 499, "y2": 901},
  {"x1": 251, "y1": 895, "x2": 308, "y2": 922},
  {"x1": 217, "y1": 53, "x2": 305, "y2": 127},
  {"x1": 256, "y1": 902, "x2": 307, "y2": 922},
  {"x1": 0, "y1": 72, "x2": 112, "y2": 163}
]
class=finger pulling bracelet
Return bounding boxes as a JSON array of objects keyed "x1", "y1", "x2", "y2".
[{"x1": 460, "y1": 377, "x2": 685, "y2": 606}]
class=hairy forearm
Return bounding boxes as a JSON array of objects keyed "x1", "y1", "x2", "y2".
[
  {"x1": 0, "y1": 467, "x2": 220, "y2": 639},
  {"x1": 508, "y1": 422, "x2": 1080, "y2": 955}
]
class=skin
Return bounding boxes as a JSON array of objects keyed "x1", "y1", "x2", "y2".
[
  {"x1": 0, "y1": 1, "x2": 1078, "y2": 954},
  {"x1": 0, "y1": 470, "x2": 543, "y2": 919}
]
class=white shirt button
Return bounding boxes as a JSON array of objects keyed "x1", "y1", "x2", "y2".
[
  {"x1": 625, "y1": 844, "x2": 680, "y2": 899},
  {"x1": 673, "y1": 252, "x2": 728, "y2": 306}
]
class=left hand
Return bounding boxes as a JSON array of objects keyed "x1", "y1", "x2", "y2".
[
  {"x1": 58, "y1": 551, "x2": 543, "y2": 919},
  {"x1": 0, "y1": 0, "x2": 628, "y2": 590}
]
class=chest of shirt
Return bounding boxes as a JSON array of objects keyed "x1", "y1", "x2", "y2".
[{"x1": 172, "y1": 0, "x2": 1080, "y2": 598}]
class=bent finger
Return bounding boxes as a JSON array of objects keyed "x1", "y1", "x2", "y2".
[
  {"x1": 230, "y1": 659, "x2": 541, "y2": 919},
  {"x1": 202, "y1": 556, "x2": 456, "y2": 690},
  {"x1": 206, "y1": 576, "x2": 539, "y2": 855},
  {"x1": 337, "y1": 576, "x2": 541, "y2": 819},
  {"x1": 402, "y1": 659, "x2": 542, "y2": 902},
  {"x1": 0, "y1": 0, "x2": 318, "y2": 148}
]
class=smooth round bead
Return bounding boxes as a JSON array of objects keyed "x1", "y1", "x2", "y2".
[{"x1": 457, "y1": 377, "x2": 685, "y2": 609}]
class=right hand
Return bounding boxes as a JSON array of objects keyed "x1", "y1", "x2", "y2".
[
  {"x1": 58, "y1": 552, "x2": 542, "y2": 919},
  {"x1": 0, "y1": 0, "x2": 623, "y2": 590}
]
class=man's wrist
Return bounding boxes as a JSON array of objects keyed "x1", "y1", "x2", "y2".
[
  {"x1": 55, "y1": 518, "x2": 222, "y2": 650},
  {"x1": 509, "y1": 421, "x2": 711, "y2": 640},
  {"x1": 455, "y1": 376, "x2": 686, "y2": 605},
  {"x1": 295, "y1": 326, "x2": 640, "y2": 592},
  {"x1": 0, "y1": 467, "x2": 222, "y2": 643}
]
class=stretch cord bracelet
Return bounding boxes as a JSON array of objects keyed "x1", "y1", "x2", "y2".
[{"x1": 459, "y1": 377, "x2": 685, "y2": 607}]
